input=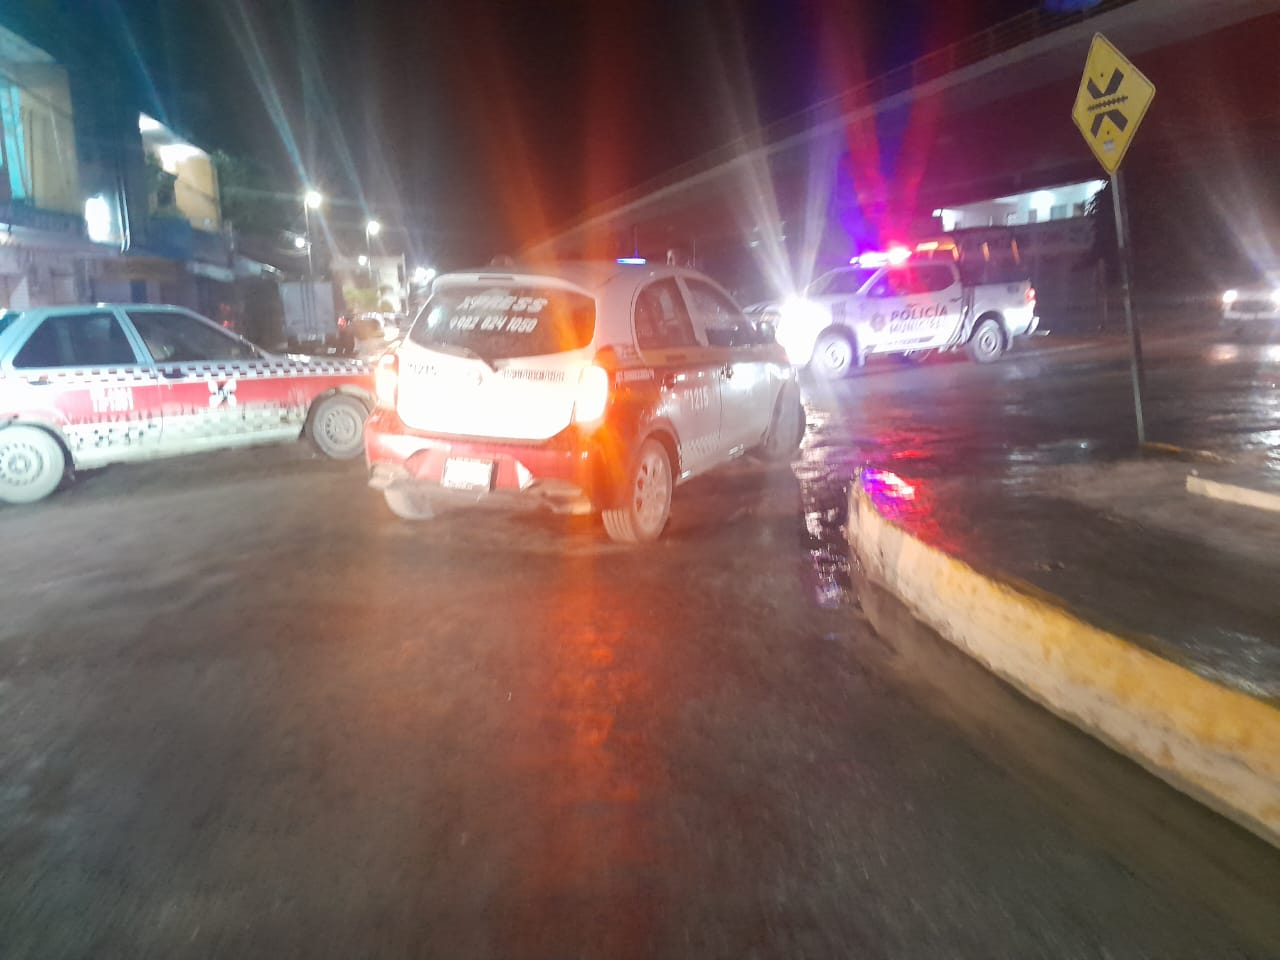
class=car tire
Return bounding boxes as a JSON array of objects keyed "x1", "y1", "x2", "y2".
[
  {"x1": 383, "y1": 488, "x2": 436, "y2": 521},
  {"x1": 968, "y1": 317, "x2": 1006, "y2": 363},
  {"x1": 812, "y1": 330, "x2": 858, "y2": 379},
  {"x1": 754, "y1": 385, "x2": 805, "y2": 463},
  {"x1": 602, "y1": 438, "x2": 672, "y2": 544},
  {"x1": 307, "y1": 393, "x2": 369, "y2": 460},
  {"x1": 0, "y1": 425, "x2": 67, "y2": 505}
]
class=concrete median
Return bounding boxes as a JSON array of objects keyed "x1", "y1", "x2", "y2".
[{"x1": 848, "y1": 473, "x2": 1280, "y2": 848}]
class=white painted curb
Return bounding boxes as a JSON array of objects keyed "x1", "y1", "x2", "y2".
[{"x1": 848, "y1": 479, "x2": 1280, "y2": 848}]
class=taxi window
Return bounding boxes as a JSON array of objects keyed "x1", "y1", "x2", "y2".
[
  {"x1": 128, "y1": 310, "x2": 257, "y2": 362},
  {"x1": 0, "y1": 310, "x2": 19, "y2": 336},
  {"x1": 633, "y1": 279, "x2": 697, "y2": 349},
  {"x1": 684, "y1": 279, "x2": 757, "y2": 348},
  {"x1": 13, "y1": 312, "x2": 138, "y2": 368},
  {"x1": 409, "y1": 285, "x2": 595, "y2": 360}
]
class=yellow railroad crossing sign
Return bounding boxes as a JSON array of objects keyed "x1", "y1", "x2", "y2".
[{"x1": 1072, "y1": 33, "x2": 1155, "y2": 175}]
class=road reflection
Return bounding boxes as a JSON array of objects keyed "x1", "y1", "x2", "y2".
[{"x1": 500, "y1": 550, "x2": 668, "y2": 957}]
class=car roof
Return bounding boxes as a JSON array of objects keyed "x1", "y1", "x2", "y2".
[
  {"x1": 436, "y1": 260, "x2": 711, "y2": 297},
  {"x1": 0, "y1": 303, "x2": 201, "y2": 315}
]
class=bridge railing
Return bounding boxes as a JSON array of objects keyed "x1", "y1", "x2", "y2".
[{"x1": 541, "y1": 0, "x2": 1136, "y2": 244}]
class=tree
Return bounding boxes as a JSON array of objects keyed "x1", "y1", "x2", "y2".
[
  {"x1": 1085, "y1": 178, "x2": 1117, "y2": 277},
  {"x1": 211, "y1": 150, "x2": 294, "y2": 238},
  {"x1": 343, "y1": 286, "x2": 380, "y2": 313}
]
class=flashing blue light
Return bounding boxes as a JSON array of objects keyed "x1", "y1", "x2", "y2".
[{"x1": 616, "y1": 257, "x2": 647, "y2": 265}]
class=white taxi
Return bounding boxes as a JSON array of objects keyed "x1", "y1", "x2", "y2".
[
  {"x1": 364, "y1": 261, "x2": 805, "y2": 542},
  {"x1": 0, "y1": 304, "x2": 373, "y2": 504}
]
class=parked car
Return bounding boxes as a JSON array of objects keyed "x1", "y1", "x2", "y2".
[
  {"x1": 365, "y1": 261, "x2": 805, "y2": 542},
  {"x1": 0, "y1": 304, "x2": 374, "y2": 504},
  {"x1": 755, "y1": 243, "x2": 1038, "y2": 376}
]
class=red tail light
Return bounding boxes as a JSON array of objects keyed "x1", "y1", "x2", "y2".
[
  {"x1": 572, "y1": 364, "x2": 611, "y2": 426},
  {"x1": 1025, "y1": 286, "x2": 1037, "y2": 306},
  {"x1": 375, "y1": 351, "x2": 398, "y2": 408}
]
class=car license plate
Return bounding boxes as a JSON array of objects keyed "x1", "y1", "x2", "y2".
[{"x1": 441, "y1": 457, "x2": 495, "y2": 492}]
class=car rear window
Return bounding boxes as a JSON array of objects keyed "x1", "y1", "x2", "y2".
[{"x1": 409, "y1": 284, "x2": 595, "y2": 360}]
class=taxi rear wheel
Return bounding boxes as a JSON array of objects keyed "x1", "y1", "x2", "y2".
[
  {"x1": 308, "y1": 394, "x2": 369, "y2": 460},
  {"x1": 812, "y1": 330, "x2": 857, "y2": 379},
  {"x1": 602, "y1": 438, "x2": 672, "y2": 543},
  {"x1": 755, "y1": 385, "x2": 805, "y2": 462},
  {"x1": 0, "y1": 426, "x2": 67, "y2": 505}
]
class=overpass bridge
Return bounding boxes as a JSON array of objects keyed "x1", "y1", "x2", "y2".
[{"x1": 524, "y1": 0, "x2": 1280, "y2": 314}]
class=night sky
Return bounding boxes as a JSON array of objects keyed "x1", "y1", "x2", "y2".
[{"x1": 4, "y1": 0, "x2": 1036, "y2": 259}]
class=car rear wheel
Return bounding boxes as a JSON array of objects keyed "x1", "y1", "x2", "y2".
[
  {"x1": 968, "y1": 317, "x2": 1006, "y2": 363},
  {"x1": 308, "y1": 394, "x2": 368, "y2": 460},
  {"x1": 812, "y1": 330, "x2": 857, "y2": 379},
  {"x1": 0, "y1": 426, "x2": 67, "y2": 504},
  {"x1": 754, "y1": 385, "x2": 805, "y2": 463},
  {"x1": 383, "y1": 488, "x2": 436, "y2": 521},
  {"x1": 602, "y1": 438, "x2": 672, "y2": 543}
]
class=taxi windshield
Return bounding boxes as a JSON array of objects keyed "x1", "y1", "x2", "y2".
[{"x1": 409, "y1": 284, "x2": 595, "y2": 361}]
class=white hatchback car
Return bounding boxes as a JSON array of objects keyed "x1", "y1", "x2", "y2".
[{"x1": 365, "y1": 261, "x2": 805, "y2": 542}]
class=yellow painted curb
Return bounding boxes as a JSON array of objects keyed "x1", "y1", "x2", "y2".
[
  {"x1": 848, "y1": 482, "x2": 1280, "y2": 848},
  {"x1": 1187, "y1": 474, "x2": 1280, "y2": 514}
]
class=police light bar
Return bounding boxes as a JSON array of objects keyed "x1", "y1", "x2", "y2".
[
  {"x1": 850, "y1": 246, "x2": 912, "y2": 268},
  {"x1": 616, "y1": 257, "x2": 646, "y2": 265}
]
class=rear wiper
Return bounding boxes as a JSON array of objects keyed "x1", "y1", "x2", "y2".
[{"x1": 427, "y1": 341, "x2": 497, "y2": 371}]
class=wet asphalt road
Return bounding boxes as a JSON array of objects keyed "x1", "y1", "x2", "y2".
[{"x1": 2, "y1": 333, "x2": 1279, "y2": 958}]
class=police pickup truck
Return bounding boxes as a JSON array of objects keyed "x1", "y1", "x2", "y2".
[{"x1": 758, "y1": 245, "x2": 1038, "y2": 377}]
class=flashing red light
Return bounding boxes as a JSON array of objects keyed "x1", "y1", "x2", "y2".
[
  {"x1": 1025, "y1": 286, "x2": 1037, "y2": 306},
  {"x1": 862, "y1": 467, "x2": 916, "y2": 502}
]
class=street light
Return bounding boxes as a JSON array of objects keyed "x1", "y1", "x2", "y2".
[
  {"x1": 357, "y1": 254, "x2": 369, "y2": 267},
  {"x1": 301, "y1": 188, "x2": 324, "y2": 276},
  {"x1": 364, "y1": 219, "x2": 381, "y2": 280}
]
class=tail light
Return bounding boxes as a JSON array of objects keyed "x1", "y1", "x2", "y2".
[
  {"x1": 1025, "y1": 286, "x2": 1037, "y2": 306},
  {"x1": 375, "y1": 351, "x2": 398, "y2": 408},
  {"x1": 572, "y1": 364, "x2": 610, "y2": 426}
]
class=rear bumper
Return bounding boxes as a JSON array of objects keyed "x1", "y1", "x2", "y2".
[
  {"x1": 1003, "y1": 306, "x2": 1038, "y2": 338},
  {"x1": 364, "y1": 407, "x2": 614, "y2": 514}
]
